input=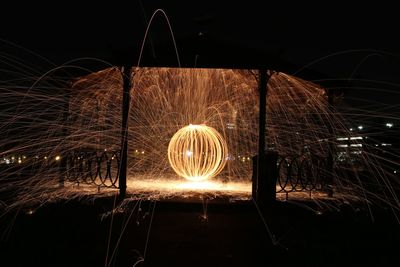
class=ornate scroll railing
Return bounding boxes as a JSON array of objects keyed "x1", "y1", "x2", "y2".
[
  {"x1": 276, "y1": 154, "x2": 328, "y2": 196},
  {"x1": 65, "y1": 150, "x2": 120, "y2": 188},
  {"x1": 64, "y1": 150, "x2": 330, "y2": 195}
]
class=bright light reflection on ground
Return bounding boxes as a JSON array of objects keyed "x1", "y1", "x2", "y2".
[
  {"x1": 58, "y1": 176, "x2": 360, "y2": 204},
  {"x1": 126, "y1": 177, "x2": 251, "y2": 200}
]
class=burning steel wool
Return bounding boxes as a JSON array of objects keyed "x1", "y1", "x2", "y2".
[
  {"x1": 168, "y1": 124, "x2": 228, "y2": 181},
  {"x1": 1, "y1": 9, "x2": 400, "y2": 267},
  {"x1": 0, "y1": 63, "x2": 399, "y2": 217}
]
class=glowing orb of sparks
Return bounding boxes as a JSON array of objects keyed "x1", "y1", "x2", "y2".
[{"x1": 168, "y1": 124, "x2": 228, "y2": 182}]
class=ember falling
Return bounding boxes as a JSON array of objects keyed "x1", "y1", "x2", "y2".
[{"x1": 0, "y1": 66, "x2": 398, "y2": 214}]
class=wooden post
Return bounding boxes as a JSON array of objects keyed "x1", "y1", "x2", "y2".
[
  {"x1": 119, "y1": 66, "x2": 131, "y2": 198},
  {"x1": 254, "y1": 69, "x2": 276, "y2": 205}
]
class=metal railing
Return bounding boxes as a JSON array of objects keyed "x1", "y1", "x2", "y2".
[
  {"x1": 64, "y1": 150, "x2": 330, "y2": 197},
  {"x1": 276, "y1": 155, "x2": 327, "y2": 195},
  {"x1": 65, "y1": 150, "x2": 120, "y2": 188}
]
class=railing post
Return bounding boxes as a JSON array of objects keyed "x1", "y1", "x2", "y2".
[{"x1": 119, "y1": 66, "x2": 131, "y2": 199}]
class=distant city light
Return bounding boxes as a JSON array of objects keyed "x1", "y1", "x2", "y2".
[
  {"x1": 55, "y1": 155, "x2": 61, "y2": 161},
  {"x1": 350, "y1": 144, "x2": 362, "y2": 147},
  {"x1": 386, "y1": 123, "x2": 394, "y2": 128},
  {"x1": 225, "y1": 154, "x2": 234, "y2": 161},
  {"x1": 358, "y1": 125, "x2": 363, "y2": 130},
  {"x1": 226, "y1": 123, "x2": 236, "y2": 129},
  {"x1": 26, "y1": 209, "x2": 35, "y2": 215},
  {"x1": 350, "y1": 128, "x2": 354, "y2": 131}
]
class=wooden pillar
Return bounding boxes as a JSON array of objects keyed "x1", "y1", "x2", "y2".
[
  {"x1": 254, "y1": 69, "x2": 276, "y2": 205},
  {"x1": 119, "y1": 66, "x2": 131, "y2": 198}
]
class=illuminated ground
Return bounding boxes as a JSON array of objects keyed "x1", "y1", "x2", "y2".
[
  {"x1": 126, "y1": 177, "x2": 251, "y2": 200},
  {"x1": 59, "y1": 177, "x2": 362, "y2": 206},
  {"x1": 60, "y1": 177, "x2": 252, "y2": 201}
]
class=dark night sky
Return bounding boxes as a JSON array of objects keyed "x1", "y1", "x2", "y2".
[
  {"x1": 1, "y1": 2, "x2": 399, "y2": 62},
  {"x1": 1, "y1": 1, "x2": 400, "y2": 112}
]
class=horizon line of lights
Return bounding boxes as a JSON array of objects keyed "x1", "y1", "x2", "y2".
[
  {"x1": 349, "y1": 122, "x2": 395, "y2": 131},
  {"x1": 1, "y1": 155, "x2": 61, "y2": 165}
]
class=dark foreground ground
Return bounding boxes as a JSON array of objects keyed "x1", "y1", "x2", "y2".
[{"x1": 0, "y1": 195, "x2": 399, "y2": 267}]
